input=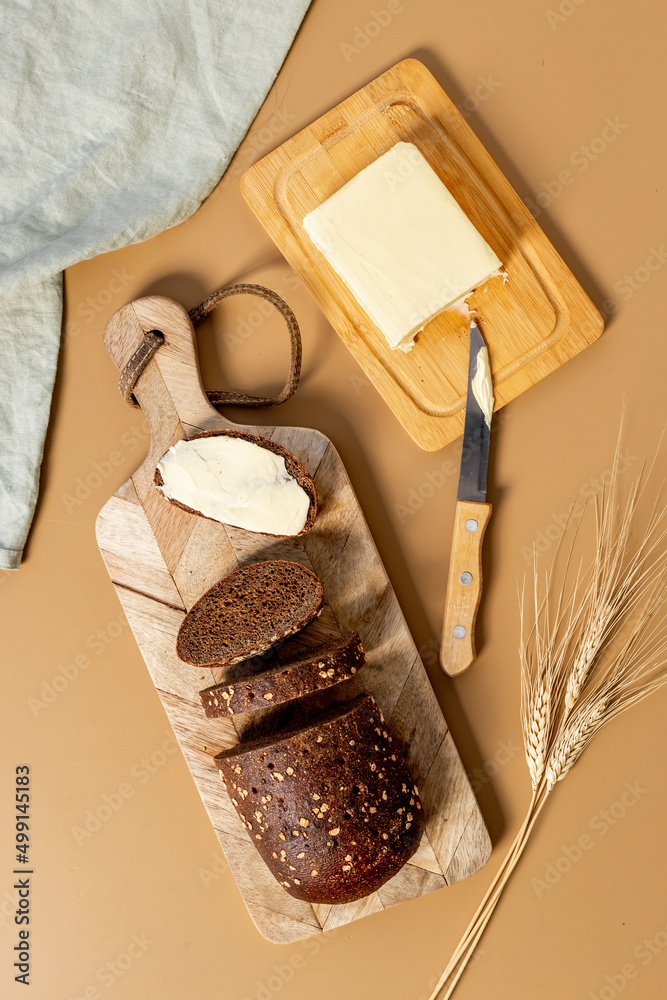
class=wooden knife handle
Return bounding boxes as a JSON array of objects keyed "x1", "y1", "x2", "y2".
[{"x1": 440, "y1": 500, "x2": 492, "y2": 677}]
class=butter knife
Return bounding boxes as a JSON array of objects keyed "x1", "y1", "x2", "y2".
[{"x1": 440, "y1": 322, "x2": 493, "y2": 676}]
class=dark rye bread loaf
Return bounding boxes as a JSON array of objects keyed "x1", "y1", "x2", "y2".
[
  {"x1": 214, "y1": 693, "x2": 425, "y2": 904},
  {"x1": 177, "y1": 561, "x2": 325, "y2": 668},
  {"x1": 154, "y1": 429, "x2": 318, "y2": 537},
  {"x1": 200, "y1": 632, "x2": 365, "y2": 717}
]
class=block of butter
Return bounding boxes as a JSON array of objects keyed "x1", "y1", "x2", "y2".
[{"x1": 303, "y1": 142, "x2": 502, "y2": 352}]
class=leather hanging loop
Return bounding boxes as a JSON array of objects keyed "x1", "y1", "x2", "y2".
[
  {"x1": 118, "y1": 330, "x2": 164, "y2": 407},
  {"x1": 118, "y1": 283, "x2": 302, "y2": 409},
  {"x1": 189, "y1": 283, "x2": 302, "y2": 407}
]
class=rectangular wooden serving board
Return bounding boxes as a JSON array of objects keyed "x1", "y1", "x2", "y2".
[
  {"x1": 240, "y1": 58, "x2": 604, "y2": 451},
  {"x1": 96, "y1": 296, "x2": 491, "y2": 943}
]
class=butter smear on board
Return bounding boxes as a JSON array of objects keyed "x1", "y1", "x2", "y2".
[
  {"x1": 156, "y1": 435, "x2": 311, "y2": 535},
  {"x1": 303, "y1": 141, "x2": 502, "y2": 352}
]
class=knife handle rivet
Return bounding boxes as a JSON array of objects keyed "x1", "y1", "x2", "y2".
[
  {"x1": 465, "y1": 519, "x2": 478, "y2": 533},
  {"x1": 453, "y1": 626, "x2": 466, "y2": 639},
  {"x1": 459, "y1": 572, "x2": 473, "y2": 585}
]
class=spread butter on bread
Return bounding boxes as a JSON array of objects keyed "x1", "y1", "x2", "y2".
[{"x1": 155, "y1": 429, "x2": 317, "y2": 537}]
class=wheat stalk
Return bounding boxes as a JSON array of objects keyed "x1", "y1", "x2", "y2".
[
  {"x1": 524, "y1": 680, "x2": 548, "y2": 789},
  {"x1": 545, "y1": 694, "x2": 609, "y2": 789},
  {"x1": 428, "y1": 428, "x2": 667, "y2": 1000},
  {"x1": 520, "y1": 538, "x2": 585, "y2": 789},
  {"x1": 564, "y1": 437, "x2": 667, "y2": 713}
]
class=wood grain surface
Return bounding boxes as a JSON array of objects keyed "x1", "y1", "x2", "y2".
[
  {"x1": 440, "y1": 500, "x2": 493, "y2": 676},
  {"x1": 96, "y1": 295, "x2": 491, "y2": 942},
  {"x1": 240, "y1": 58, "x2": 604, "y2": 451}
]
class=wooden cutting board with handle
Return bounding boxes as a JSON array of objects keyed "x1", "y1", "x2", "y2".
[{"x1": 96, "y1": 294, "x2": 491, "y2": 942}]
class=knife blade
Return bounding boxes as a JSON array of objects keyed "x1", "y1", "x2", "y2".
[
  {"x1": 440, "y1": 321, "x2": 493, "y2": 676},
  {"x1": 457, "y1": 322, "x2": 490, "y2": 503}
]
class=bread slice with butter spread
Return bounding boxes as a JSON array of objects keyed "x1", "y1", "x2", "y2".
[{"x1": 155, "y1": 429, "x2": 318, "y2": 537}]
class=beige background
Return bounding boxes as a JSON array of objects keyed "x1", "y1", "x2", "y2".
[{"x1": 2, "y1": 0, "x2": 667, "y2": 997}]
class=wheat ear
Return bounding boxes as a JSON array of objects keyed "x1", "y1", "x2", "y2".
[
  {"x1": 564, "y1": 437, "x2": 667, "y2": 713},
  {"x1": 428, "y1": 422, "x2": 667, "y2": 1000}
]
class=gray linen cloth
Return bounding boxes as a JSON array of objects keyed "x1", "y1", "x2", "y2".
[{"x1": 0, "y1": 0, "x2": 311, "y2": 569}]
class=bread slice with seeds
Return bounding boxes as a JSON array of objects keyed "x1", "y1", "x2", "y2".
[
  {"x1": 214, "y1": 693, "x2": 425, "y2": 904},
  {"x1": 177, "y1": 560, "x2": 325, "y2": 669},
  {"x1": 199, "y1": 632, "x2": 365, "y2": 717}
]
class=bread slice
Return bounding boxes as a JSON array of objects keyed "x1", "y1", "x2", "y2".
[
  {"x1": 214, "y1": 693, "x2": 425, "y2": 904},
  {"x1": 199, "y1": 632, "x2": 365, "y2": 717},
  {"x1": 177, "y1": 560, "x2": 325, "y2": 668},
  {"x1": 154, "y1": 429, "x2": 318, "y2": 536}
]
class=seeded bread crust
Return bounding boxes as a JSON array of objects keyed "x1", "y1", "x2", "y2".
[
  {"x1": 200, "y1": 632, "x2": 365, "y2": 717},
  {"x1": 154, "y1": 429, "x2": 318, "y2": 536},
  {"x1": 177, "y1": 560, "x2": 325, "y2": 668},
  {"x1": 215, "y1": 693, "x2": 425, "y2": 904}
]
